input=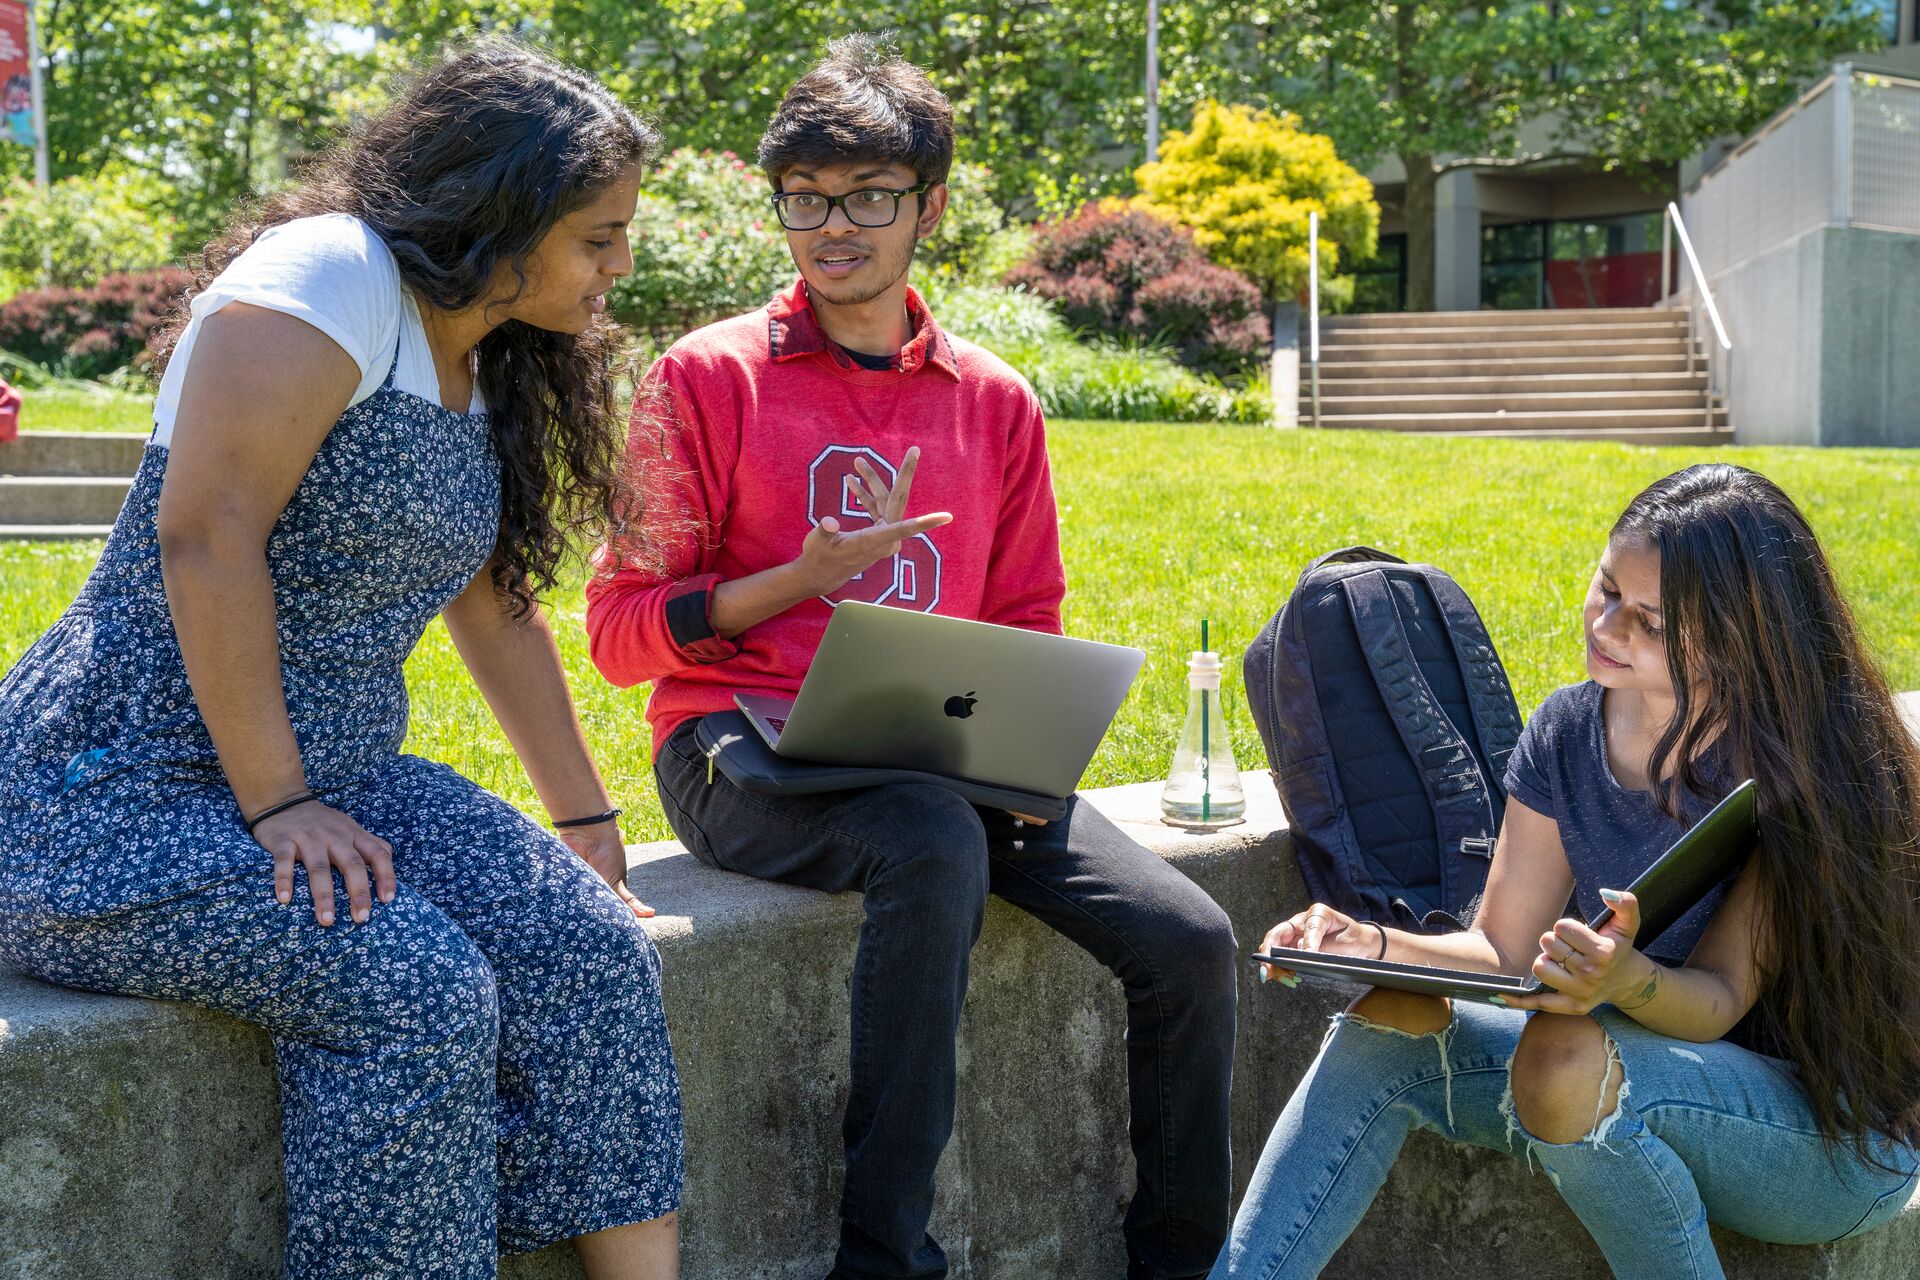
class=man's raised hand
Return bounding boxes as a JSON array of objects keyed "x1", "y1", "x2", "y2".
[{"x1": 795, "y1": 446, "x2": 951, "y2": 597}]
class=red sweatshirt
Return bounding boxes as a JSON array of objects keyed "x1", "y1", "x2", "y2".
[{"x1": 585, "y1": 278, "x2": 1067, "y2": 756}]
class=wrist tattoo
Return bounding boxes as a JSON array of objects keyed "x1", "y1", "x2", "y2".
[{"x1": 1617, "y1": 965, "x2": 1661, "y2": 1011}]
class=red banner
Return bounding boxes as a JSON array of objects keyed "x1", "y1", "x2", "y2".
[{"x1": 0, "y1": 0, "x2": 35, "y2": 149}]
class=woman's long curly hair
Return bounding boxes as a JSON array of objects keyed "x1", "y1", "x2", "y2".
[
  {"x1": 157, "y1": 40, "x2": 658, "y2": 616},
  {"x1": 1616, "y1": 463, "x2": 1920, "y2": 1160}
]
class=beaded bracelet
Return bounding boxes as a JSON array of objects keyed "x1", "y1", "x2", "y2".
[
  {"x1": 553, "y1": 807, "x2": 622, "y2": 830},
  {"x1": 244, "y1": 791, "x2": 320, "y2": 835}
]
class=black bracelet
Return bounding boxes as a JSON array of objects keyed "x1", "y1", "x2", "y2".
[
  {"x1": 244, "y1": 791, "x2": 320, "y2": 835},
  {"x1": 1373, "y1": 921, "x2": 1389, "y2": 959},
  {"x1": 553, "y1": 807, "x2": 622, "y2": 830}
]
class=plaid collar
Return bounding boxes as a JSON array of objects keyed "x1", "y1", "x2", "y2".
[{"x1": 765, "y1": 278, "x2": 961, "y2": 380}]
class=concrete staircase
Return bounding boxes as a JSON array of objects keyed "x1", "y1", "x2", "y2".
[
  {"x1": 0, "y1": 431, "x2": 144, "y2": 539},
  {"x1": 1303, "y1": 307, "x2": 1733, "y2": 445}
]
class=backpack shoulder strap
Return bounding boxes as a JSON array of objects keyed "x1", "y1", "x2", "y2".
[
  {"x1": 1419, "y1": 570, "x2": 1524, "y2": 796},
  {"x1": 1339, "y1": 569, "x2": 1500, "y2": 910}
]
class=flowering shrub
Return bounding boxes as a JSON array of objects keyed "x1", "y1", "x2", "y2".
[
  {"x1": 612, "y1": 148, "x2": 794, "y2": 337},
  {"x1": 928, "y1": 282, "x2": 1270, "y2": 424},
  {"x1": 1005, "y1": 202, "x2": 1269, "y2": 376},
  {"x1": 0, "y1": 269, "x2": 192, "y2": 380}
]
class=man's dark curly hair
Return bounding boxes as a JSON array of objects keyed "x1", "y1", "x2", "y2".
[{"x1": 757, "y1": 33, "x2": 954, "y2": 192}]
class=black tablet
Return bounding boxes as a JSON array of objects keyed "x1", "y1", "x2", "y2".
[{"x1": 1253, "y1": 778, "x2": 1759, "y2": 1003}]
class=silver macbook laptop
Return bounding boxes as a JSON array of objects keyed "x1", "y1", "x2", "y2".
[{"x1": 735, "y1": 601, "x2": 1145, "y2": 798}]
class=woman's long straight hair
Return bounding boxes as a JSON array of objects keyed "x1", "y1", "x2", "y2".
[
  {"x1": 1615, "y1": 463, "x2": 1920, "y2": 1159},
  {"x1": 159, "y1": 39, "x2": 659, "y2": 616}
]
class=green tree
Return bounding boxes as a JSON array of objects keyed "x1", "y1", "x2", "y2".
[
  {"x1": 2, "y1": 1, "x2": 374, "y2": 249},
  {"x1": 1168, "y1": 1, "x2": 1882, "y2": 310},
  {"x1": 1135, "y1": 101, "x2": 1377, "y2": 319}
]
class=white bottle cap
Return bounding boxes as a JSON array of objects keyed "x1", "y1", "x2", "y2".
[{"x1": 1187, "y1": 650, "x2": 1222, "y2": 691}]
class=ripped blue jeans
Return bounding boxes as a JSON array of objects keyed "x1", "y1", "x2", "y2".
[{"x1": 1209, "y1": 999, "x2": 1919, "y2": 1279}]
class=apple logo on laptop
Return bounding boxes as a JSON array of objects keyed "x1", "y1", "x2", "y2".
[{"x1": 944, "y1": 691, "x2": 978, "y2": 720}]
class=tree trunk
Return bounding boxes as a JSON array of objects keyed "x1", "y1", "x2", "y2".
[{"x1": 1403, "y1": 152, "x2": 1438, "y2": 313}]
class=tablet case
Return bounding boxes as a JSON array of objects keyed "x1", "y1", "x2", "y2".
[{"x1": 693, "y1": 711, "x2": 1072, "y2": 822}]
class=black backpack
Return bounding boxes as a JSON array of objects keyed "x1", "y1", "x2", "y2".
[{"x1": 1245, "y1": 547, "x2": 1522, "y2": 933}]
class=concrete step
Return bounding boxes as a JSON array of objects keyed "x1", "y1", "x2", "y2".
[
  {"x1": 0, "y1": 524, "x2": 114, "y2": 540},
  {"x1": 1321, "y1": 306, "x2": 1676, "y2": 329},
  {"x1": 1320, "y1": 338, "x2": 1693, "y2": 362},
  {"x1": 1316, "y1": 407, "x2": 1730, "y2": 432},
  {"x1": 0, "y1": 476, "x2": 133, "y2": 525},
  {"x1": 1326, "y1": 355, "x2": 1698, "y2": 377},
  {"x1": 1428, "y1": 425, "x2": 1736, "y2": 446},
  {"x1": 1302, "y1": 390, "x2": 1719, "y2": 415},
  {"x1": 0, "y1": 431, "x2": 148, "y2": 478},
  {"x1": 1309, "y1": 372, "x2": 1711, "y2": 396},
  {"x1": 1316, "y1": 321, "x2": 1687, "y2": 345}
]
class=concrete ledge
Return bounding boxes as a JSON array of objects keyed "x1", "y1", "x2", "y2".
[
  {"x1": 6, "y1": 769, "x2": 1920, "y2": 1278},
  {"x1": 0, "y1": 431, "x2": 148, "y2": 478}
]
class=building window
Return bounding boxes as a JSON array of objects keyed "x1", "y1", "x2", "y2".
[
  {"x1": 1348, "y1": 234, "x2": 1406, "y2": 313},
  {"x1": 1482, "y1": 212, "x2": 1676, "y2": 310},
  {"x1": 1865, "y1": 0, "x2": 1903, "y2": 44},
  {"x1": 1481, "y1": 222, "x2": 1548, "y2": 310}
]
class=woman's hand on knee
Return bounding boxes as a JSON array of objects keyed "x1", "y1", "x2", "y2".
[
  {"x1": 254, "y1": 802, "x2": 396, "y2": 927},
  {"x1": 1258, "y1": 903, "x2": 1382, "y2": 982},
  {"x1": 558, "y1": 823, "x2": 655, "y2": 919}
]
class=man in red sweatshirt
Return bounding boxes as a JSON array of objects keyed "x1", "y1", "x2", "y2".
[{"x1": 586, "y1": 35, "x2": 1235, "y2": 1280}]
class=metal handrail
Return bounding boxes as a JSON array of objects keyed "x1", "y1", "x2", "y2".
[
  {"x1": 1307, "y1": 209, "x2": 1321, "y2": 428},
  {"x1": 1663, "y1": 201, "x2": 1732, "y2": 431},
  {"x1": 1666, "y1": 201, "x2": 1730, "y2": 351}
]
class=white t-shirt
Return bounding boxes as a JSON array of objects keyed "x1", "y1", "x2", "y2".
[{"x1": 152, "y1": 213, "x2": 485, "y2": 446}]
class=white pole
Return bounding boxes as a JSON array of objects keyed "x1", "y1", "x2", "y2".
[
  {"x1": 1145, "y1": 0, "x2": 1160, "y2": 162},
  {"x1": 26, "y1": 0, "x2": 48, "y2": 188},
  {"x1": 1308, "y1": 209, "x2": 1321, "y2": 428},
  {"x1": 1660, "y1": 207, "x2": 1672, "y2": 300}
]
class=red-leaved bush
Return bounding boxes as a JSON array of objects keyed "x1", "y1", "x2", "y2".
[
  {"x1": 1004, "y1": 202, "x2": 1269, "y2": 375},
  {"x1": 0, "y1": 268, "x2": 192, "y2": 379}
]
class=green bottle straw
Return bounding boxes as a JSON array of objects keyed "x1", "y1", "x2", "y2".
[{"x1": 1201, "y1": 618, "x2": 1210, "y2": 823}]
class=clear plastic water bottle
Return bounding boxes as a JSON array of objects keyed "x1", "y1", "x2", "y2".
[{"x1": 1161, "y1": 649, "x2": 1245, "y2": 823}]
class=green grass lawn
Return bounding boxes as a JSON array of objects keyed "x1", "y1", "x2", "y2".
[
  {"x1": 4, "y1": 423, "x2": 1917, "y2": 844},
  {"x1": 11, "y1": 386, "x2": 154, "y2": 434}
]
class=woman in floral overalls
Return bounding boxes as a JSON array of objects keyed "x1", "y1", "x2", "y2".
[{"x1": 0, "y1": 42, "x2": 683, "y2": 1279}]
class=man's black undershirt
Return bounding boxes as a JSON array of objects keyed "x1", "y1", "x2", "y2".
[{"x1": 841, "y1": 346, "x2": 895, "y2": 371}]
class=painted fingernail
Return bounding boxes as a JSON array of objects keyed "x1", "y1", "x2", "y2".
[
  {"x1": 1599, "y1": 888, "x2": 1622, "y2": 903},
  {"x1": 1489, "y1": 995, "x2": 1507, "y2": 1006},
  {"x1": 1258, "y1": 969, "x2": 1271, "y2": 984},
  {"x1": 1280, "y1": 975, "x2": 1300, "y2": 989}
]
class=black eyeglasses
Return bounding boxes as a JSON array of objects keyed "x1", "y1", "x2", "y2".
[{"x1": 770, "y1": 183, "x2": 930, "y2": 231}]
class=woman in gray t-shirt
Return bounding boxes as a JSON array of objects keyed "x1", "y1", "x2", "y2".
[{"x1": 1215, "y1": 463, "x2": 1920, "y2": 1278}]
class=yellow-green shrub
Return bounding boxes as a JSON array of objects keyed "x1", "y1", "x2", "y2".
[{"x1": 1135, "y1": 102, "x2": 1378, "y2": 310}]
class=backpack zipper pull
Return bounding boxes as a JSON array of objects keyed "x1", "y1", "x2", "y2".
[
  {"x1": 704, "y1": 734, "x2": 743, "y2": 785},
  {"x1": 1459, "y1": 836, "x2": 1495, "y2": 857}
]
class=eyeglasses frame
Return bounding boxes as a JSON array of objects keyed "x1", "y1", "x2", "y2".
[{"x1": 769, "y1": 182, "x2": 933, "y2": 231}]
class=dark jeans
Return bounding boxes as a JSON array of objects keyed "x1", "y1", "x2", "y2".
[{"x1": 655, "y1": 718, "x2": 1237, "y2": 1280}]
